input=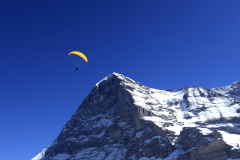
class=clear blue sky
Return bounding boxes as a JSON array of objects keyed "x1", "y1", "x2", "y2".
[{"x1": 0, "y1": 0, "x2": 240, "y2": 159}]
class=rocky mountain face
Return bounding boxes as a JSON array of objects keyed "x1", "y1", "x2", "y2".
[{"x1": 33, "y1": 73, "x2": 240, "y2": 160}]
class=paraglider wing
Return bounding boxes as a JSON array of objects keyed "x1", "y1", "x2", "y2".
[{"x1": 68, "y1": 51, "x2": 88, "y2": 62}]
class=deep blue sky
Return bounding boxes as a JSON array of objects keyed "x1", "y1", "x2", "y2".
[{"x1": 1, "y1": 1, "x2": 240, "y2": 159}]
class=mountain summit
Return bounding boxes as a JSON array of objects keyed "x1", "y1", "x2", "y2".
[{"x1": 33, "y1": 73, "x2": 240, "y2": 160}]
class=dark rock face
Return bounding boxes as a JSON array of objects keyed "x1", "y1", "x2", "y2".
[
  {"x1": 177, "y1": 128, "x2": 232, "y2": 160},
  {"x1": 33, "y1": 73, "x2": 240, "y2": 160}
]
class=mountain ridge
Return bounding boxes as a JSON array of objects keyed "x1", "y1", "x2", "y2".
[{"x1": 32, "y1": 72, "x2": 240, "y2": 160}]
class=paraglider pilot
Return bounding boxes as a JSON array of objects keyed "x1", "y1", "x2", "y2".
[{"x1": 68, "y1": 51, "x2": 88, "y2": 71}]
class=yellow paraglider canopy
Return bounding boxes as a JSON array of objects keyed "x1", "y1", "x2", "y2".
[{"x1": 68, "y1": 51, "x2": 88, "y2": 62}]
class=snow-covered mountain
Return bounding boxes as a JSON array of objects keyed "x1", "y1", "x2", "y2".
[{"x1": 33, "y1": 72, "x2": 240, "y2": 160}]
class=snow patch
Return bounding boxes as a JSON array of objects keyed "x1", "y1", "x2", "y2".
[
  {"x1": 198, "y1": 128, "x2": 213, "y2": 135},
  {"x1": 144, "y1": 136, "x2": 161, "y2": 144},
  {"x1": 135, "y1": 131, "x2": 143, "y2": 138},
  {"x1": 218, "y1": 131, "x2": 240, "y2": 150},
  {"x1": 31, "y1": 148, "x2": 47, "y2": 160},
  {"x1": 93, "y1": 118, "x2": 113, "y2": 128}
]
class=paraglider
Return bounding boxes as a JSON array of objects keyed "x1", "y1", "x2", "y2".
[
  {"x1": 68, "y1": 51, "x2": 88, "y2": 70},
  {"x1": 68, "y1": 51, "x2": 88, "y2": 62}
]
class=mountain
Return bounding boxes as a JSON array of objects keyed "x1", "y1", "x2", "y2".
[{"x1": 32, "y1": 72, "x2": 240, "y2": 160}]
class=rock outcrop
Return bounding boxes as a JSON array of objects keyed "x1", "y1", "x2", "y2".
[{"x1": 177, "y1": 128, "x2": 232, "y2": 160}]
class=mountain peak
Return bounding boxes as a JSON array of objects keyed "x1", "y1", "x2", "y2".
[
  {"x1": 95, "y1": 72, "x2": 137, "y2": 87},
  {"x1": 211, "y1": 79, "x2": 240, "y2": 99},
  {"x1": 95, "y1": 72, "x2": 123, "y2": 87},
  {"x1": 232, "y1": 79, "x2": 240, "y2": 88}
]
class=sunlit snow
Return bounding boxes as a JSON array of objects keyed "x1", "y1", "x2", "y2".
[
  {"x1": 219, "y1": 130, "x2": 240, "y2": 150},
  {"x1": 31, "y1": 148, "x2": 47, "y2": 160}
]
